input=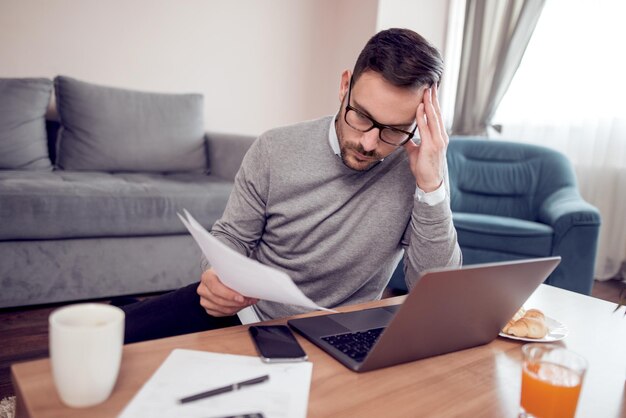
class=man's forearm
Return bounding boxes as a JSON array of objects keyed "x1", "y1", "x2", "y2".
[
  {"x1": 403, "y1": 198, "x2": 462, "y2": 289},
  {"x1": 200, "y1": 136, "x2": 269, "y2": 273}
]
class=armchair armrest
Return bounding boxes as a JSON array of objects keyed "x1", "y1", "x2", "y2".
[
  {"x1": 538, "y1": 187, "x2": 601, "y2": 235},
  {"x1": 205, "y1": 131, "x2": 256, "y2": 181},
  {"x1": 538, "y1": 187, "x2": 601, "y2": 294}
]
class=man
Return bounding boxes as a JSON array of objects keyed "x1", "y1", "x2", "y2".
[{"x1": 123, "y1": 28, "x2": 462, "y2": 343}]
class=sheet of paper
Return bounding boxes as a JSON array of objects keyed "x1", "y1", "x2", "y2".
[
  {"x1": 118, "y1": 349, "x2": 312, "y2": 418},
  {"x1": 178, "y1": 210, "x2": 336, "y2": 312}
]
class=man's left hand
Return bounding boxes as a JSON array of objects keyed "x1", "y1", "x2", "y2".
[{"x1": 403, "y1": 85, "x2": 448, "y2": 192}]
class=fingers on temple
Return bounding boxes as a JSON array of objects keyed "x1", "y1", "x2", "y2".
[
  {"x1": 431, "y1": 87, "x2": 447, "y2": 143},
  {"x1": 416, "y1": 102, "x2": 429, "y2": 141},
  {"x1": 423, "y1": 88, "x2": 441, "y2": 137}
]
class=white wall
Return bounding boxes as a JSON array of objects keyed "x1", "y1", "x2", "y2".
[
  {"x1": 376, "y1": 0, "x2": 449, "y2": 51},
  {"x1": 0, "y1": 0, "x2": 378, "y2": 136}
]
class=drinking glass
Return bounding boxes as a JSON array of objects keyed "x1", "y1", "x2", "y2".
[{"x1": 520, "y1": 343, "x2": 587, "y2": 418}]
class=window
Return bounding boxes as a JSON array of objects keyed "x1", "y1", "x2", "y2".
[{"x1": 494, "y1": 0, "x2": 626, "y2": 129}]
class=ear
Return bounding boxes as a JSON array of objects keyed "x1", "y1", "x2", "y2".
[{"x1": 339, "y1": 70, "x2": 351, "y2": 103}]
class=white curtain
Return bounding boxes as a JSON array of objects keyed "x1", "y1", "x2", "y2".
[
  {"x1": 492, "y1": 0, "x2": 626, "y2": 280},
  {"x1": 451, "y1": 0, "x2": 545, "y2": 135}
]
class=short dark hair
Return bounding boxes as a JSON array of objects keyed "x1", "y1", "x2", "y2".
[{"x1": 353, "y1": 28, "x2": 443, "y2": 88}]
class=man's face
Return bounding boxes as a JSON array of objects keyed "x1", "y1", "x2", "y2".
[{"x1": 336, "y1": 70, "x2": 427, "y2": 171}]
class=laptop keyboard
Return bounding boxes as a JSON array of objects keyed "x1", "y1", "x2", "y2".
[{"x1": 321, "y1": 327, "x2": 385, "y2": 362}]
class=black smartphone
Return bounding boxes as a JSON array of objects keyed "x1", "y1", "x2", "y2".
[{"x1": 248, "y1": 325, "x2": 308, "y2": 363}]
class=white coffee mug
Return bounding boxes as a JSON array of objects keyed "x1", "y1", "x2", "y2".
[{"x1": 49, "y1": 303, "x2": 125, "y2": 408}]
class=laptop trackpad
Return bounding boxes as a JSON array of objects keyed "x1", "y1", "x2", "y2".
[{"x1": 330, "y1": 307, "x2": 395, "y2": 331}]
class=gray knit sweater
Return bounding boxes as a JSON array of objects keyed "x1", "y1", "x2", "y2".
[{"x1": 206, "y1": 116, "x2": 461, "y2": 321}]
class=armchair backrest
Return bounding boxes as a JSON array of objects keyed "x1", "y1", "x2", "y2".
[{"x1": 446, "y1": 138, "x2": 577, "y2": 221}]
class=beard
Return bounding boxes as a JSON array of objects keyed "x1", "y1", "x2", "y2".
[{"x1": 336, "y1": 118, "x2": 384, "y2": 172}]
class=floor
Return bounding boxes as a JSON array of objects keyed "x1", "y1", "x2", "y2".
[{"x1": 1, "y1": 280, "x2": 625, "y2": 400}]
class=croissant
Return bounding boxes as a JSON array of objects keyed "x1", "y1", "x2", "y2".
[
  {"x1": 502, "y1": 307, "x2": 526, "y2": 334},
  {"x1": 507, "y1": 317, "x2": 548, "y2": 338},
  {"x1": 524, "y1": 309, "x2": 545, "y2": 321}
]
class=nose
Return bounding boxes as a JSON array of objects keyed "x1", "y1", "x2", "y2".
[{"x1": 360, "y1": 128, "x2": 380, "y2": 152}]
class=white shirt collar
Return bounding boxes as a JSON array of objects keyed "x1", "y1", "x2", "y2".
[{"x1": 328, "y1": 113, "x2": 341, "y2": 156}]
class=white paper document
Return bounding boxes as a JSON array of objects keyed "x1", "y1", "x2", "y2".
[
  {"x1": 118, "y1": 349, "x2": 313, "y2": 418},
  {"x1": 178, "y1": 209, "x2": 336, "y2": 312}
]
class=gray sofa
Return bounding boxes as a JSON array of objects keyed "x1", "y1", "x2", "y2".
[{"x1": 0, "y1": 77, "x2": 255, "y2": 308}]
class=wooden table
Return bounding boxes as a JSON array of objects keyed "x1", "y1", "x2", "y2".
[{"x1": 11, "y1": 285, "x2": 626, "y2": 417}]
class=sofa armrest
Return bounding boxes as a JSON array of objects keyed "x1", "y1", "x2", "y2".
[
  {"x1": 205, "y1": 131, "x2": 256, "y2": 181},
  {"x1": 538, "y1": 187, "x2": 601, "y2": 235}
]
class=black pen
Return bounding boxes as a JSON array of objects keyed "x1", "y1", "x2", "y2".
[{"x1": 179, "y1": 375, "x2": 270, "y2": 404}]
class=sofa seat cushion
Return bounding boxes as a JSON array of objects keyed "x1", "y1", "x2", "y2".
[
  {"x1": 453, "y1": 212, "x2": 554, "y2": 257},
  {"x1": 0, "y1": 171, "x2": 232, "y2": 240}
]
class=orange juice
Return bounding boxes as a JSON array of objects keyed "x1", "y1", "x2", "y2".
[{"x1": 521, "y1": 361, "x2": 583, "y2": 418}]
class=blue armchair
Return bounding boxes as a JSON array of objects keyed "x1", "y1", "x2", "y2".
[{"x1": 389, "y1": 138, "x2": 601, "y2": 295}]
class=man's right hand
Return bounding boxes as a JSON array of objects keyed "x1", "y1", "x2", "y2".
[{"x1": 197, "y1": 269, "x2": 258, "y2": 317}]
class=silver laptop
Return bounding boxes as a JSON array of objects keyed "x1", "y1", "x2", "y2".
[{"x1": 288, "y1": 256, "x2": 561, "y2": 372}]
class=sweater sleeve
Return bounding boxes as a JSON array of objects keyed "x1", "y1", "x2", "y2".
[
  {"x1": 201, "y1": 135, "x2": 270, "y2": 272},
  {"x1": 400, "y1": 162, "x2": 462, "y2": 289}
]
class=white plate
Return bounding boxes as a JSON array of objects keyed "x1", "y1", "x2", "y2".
[{"x1": 499, "y1": 316, "x2": 568, "y2": 342}]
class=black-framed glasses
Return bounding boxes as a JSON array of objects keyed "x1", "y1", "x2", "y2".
[{"x1": 344, "y1": 77, "x2": 417, "y2": 146}]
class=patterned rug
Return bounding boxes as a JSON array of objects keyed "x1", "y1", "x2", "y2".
[{"x1": 0, "y1": 397, "x2": 15, "y2": 418}]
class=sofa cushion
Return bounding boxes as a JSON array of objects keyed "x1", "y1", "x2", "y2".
[
  {"x1": 54, "y1": 76, "x2": 206, "y2": 172},
  {"x1": 0, "y1": 78, "x2": 53, "y2": 170},
  {"x1": 0, "y1": 171, "x2": 232, "y2": 240},
  {"x1": 453, "y1": 212, "x2": 554, "y2": 257}
]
